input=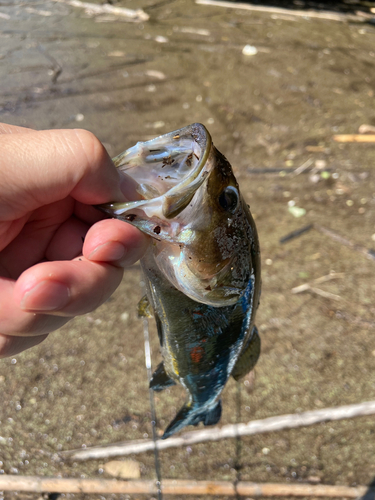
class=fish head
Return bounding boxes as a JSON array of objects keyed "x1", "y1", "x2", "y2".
[{"x1": 98, "y1": 123, "x2": 257, "y2": 306}]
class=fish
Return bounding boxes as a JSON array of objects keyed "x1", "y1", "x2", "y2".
[{"x1": 98, "y1": 123, "x2": 261, "y2": 439}]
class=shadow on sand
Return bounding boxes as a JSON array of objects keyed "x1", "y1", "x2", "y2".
[{"x1": 230, "y1": 0, "x2": 375, "y2": 15}]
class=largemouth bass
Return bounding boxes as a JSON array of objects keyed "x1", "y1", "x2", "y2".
[{"x1": 99, "y1": 123, "x2": 261, "y2": 439}]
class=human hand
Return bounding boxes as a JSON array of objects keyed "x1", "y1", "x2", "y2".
[{"x1": 0, "y1": 123, "x2": 148, "y2": 358}]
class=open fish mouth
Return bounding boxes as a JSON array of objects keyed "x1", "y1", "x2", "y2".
[
  {"x1": 98, "y1": 123, "x2": 253, "y2": 307},
  {"x1": 99, "y1": 123, "x2": 212, "y2": 228}
]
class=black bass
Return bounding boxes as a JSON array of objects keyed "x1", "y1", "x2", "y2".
[{"x1": 99, "y1": 123, "x2": 261, "y2": 439}]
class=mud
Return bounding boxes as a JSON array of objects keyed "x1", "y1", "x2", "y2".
[{"x1": 0, "y1": 0, "x2": 375, "y2": 498}]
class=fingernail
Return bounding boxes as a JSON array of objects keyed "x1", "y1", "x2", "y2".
[
  {"x1": 88, "y1": 241, "x2": 126, "y2": 262},
  {"x1": 20, "y1": 281, "x2": 71, "y2": 311}
]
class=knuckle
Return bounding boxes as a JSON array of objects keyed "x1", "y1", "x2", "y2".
[{"x1": 72, "y1": 129, "x2": 107, "y2": 173}]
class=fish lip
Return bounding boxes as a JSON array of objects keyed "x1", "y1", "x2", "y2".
[{"x1": 97, "y1": 123, "x2": 212, "y2": 233}]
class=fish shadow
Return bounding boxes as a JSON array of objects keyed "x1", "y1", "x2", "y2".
[{"x1": 359, "y1": 478, "x2": 375, "y2": 500}]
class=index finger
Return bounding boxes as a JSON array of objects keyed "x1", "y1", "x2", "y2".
[{"x1": 0, "y1": 123, "x2": 34, "y2": 135}]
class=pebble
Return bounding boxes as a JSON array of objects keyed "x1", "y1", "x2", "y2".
[{"x1": 242, "y1": 45, "x2": 258, "y2": 56}]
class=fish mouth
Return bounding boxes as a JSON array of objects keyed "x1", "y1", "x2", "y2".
[{"x1": 98, "y1": 123, "x2": 212, "y2": 234}]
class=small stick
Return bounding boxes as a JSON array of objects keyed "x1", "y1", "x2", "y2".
[
  {"x1": 314, "y1": 224, "x2": 375, "y2": 261},
  {"x1": 292, "y1": 272, "x2": 344, "y2": 299},
  {"x1": 0, "y1": 476, "x2": 372, "y2": 497},
  {"x1": 195, "y1": 0, "x2": 366, "y2": 22},
  {"x1": 37, "y1": 45, "x2": 62, "y2": 84},
  {"x1": 333, "y1": 134, "x2": 375, "y2": 143},
  {"x1": 292, "y1": 158, "x2": 314, "y2": 176},
  {"x1": 281, "y1": 224, "x2": 375, "y2": 262},
  {"x1": 279, "y1": 224, "x2": 313, "y2": 244},
  {"x1": 63, "y1": 400, "x2": 375, "y2": 460},
  {"x1": 293, "y1": 286, "x2": 341, "y2": 301},
  {"x1": 53, "y1": 0, "x2": 149, "y2": 22}
]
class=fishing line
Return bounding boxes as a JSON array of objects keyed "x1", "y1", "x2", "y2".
[
  {"x1": 142, "y1": 315, "x2": 163, "y2": 500},
  {"x1": 234, "y1": 380, "x2": 242, "y2": 500}
]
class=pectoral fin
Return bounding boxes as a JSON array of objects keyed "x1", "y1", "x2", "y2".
[
  {"x1": 137, "y1": 295, "x2": 153, "y2": 318},
  {"x1": 150, "y1": 362, "x2": 176, "y2": 392},
  {"x1": 231, "y1": 326, "x2": 261, "y2": 381}
]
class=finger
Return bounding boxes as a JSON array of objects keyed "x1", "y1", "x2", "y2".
[
  {"x1": 0, "y1": 277, "x2": 71, "y2": 336},
  {"x1": 0, "y1": 333, "x2": 48, "y2": 358},
  {"x1": 0, "y1": 198, "x2": 75, "y2": 272},
  {"x1": 13, "y1": 258, "x2": 124, "y2": 317},
  {"x1": 45, "y1": 216, "x2": 89, "y2": 261},
  {"x1": 83, "y1": 219, "x2": 149, "y2": 268},
  {"x1": 0, "y1": 128, "x2": 125, "y2": 220},
  {"x1": 0, "y1": 123, "x2": 34, "y2": 135}
]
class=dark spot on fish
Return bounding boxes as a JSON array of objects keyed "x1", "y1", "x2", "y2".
[
  {"x1": 205, "y1": 285, "x2": 212, "y2": 291},
  {"x1": 161, "y1": 155, "x2": 175, "y2": 168},
  {"x1": 149, "y1": 149, "x2": 161, "y2": 152},
  {"x1": 154, "y1": 226, "x2": 161, "y2": 234},
  {"x1": 186, "y1": 153, "x2": 193, "y2": 167},
  {"x1": 194, "y1": 153, "x2": 199, "y2": 161},
  {"x1": 125, "y1": 214, "x2": 137, "y2": 221}
]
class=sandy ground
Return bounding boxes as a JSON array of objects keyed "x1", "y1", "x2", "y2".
[{"x1": 0, "y1": 0, "x2": 375, "y2": 498}]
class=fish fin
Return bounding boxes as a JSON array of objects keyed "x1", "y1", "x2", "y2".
[
  {"x1": 231, "y1": 325, "x2": 261, "y2": 381},
  {"x1": 203, "y1": 399, "x2": 222, "y2": 426},
  {"x1": 162, "y1": 400, "x2": 222, "y2": 439},
  {"x1": 137, "y1": 295, "x2": 153, "y2": 318},
  {"x1": 150, "y1": 362, "x2": 176, "y2": 392}
]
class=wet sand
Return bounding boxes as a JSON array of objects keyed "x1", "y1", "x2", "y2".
[{"x1": 0, "y1": 0, "x2": 375, "y2": 498}]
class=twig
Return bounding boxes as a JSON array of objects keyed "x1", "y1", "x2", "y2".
[
  {"x1": 63, "y1": 400, "x2": 375, "y2": 460},
  {"x1": 37, "y1": 45, "x2": 62, "y2": 84},
  {"x1": 279, "y1": 224, "x2": 313, "y2": 244},
  {"x1": 249, "y1": 167, "x2": 295, "y2": 174},
  {"x1": 314, "y1": 224, "x2": 375, "y2": 261},
  {"x1": 195, "y1": 0, "x2": 367, "y2": 22},
  {"x1": 292, "y1": 272, "x2": 344, "y2": 300},
  {"x1": 53, "y1": 0, "x2": 149, "y2": 22},
  {"x1": 294, "y1": 286, "x2": 341, "y2": 301},
  {"x1": 280, "y1": 224, "x2": 375, "y2": 261},
  {"x1": 292, "y1": 158, "x2": 314, "y2": 176},
  {"x1": 0, "y1": 476, "x2": 372, "y2": 497},
  {"x1": 333, "y1": 134, "x2": 375, "y2": 143}
]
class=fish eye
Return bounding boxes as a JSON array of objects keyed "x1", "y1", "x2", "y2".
[{"x1": 218, "y1": 186, "x2": 239, "y2": 213}]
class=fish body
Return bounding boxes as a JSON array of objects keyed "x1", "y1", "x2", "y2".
[{"x1": 99, "y1": 123, "x2": 261, "y2": 438}]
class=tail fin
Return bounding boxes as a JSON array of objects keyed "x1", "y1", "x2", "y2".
[{"x1": 162, "y1": 400, "x2": 222, "y2": 439}]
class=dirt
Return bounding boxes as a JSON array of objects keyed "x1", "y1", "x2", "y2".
[{"x1": 0, "y1": 0, "x2": 375, "y2": 499}]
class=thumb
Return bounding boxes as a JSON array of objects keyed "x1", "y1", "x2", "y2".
[{"x1": 0, "y1": 128, "x2": 125, "y2": 220}]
